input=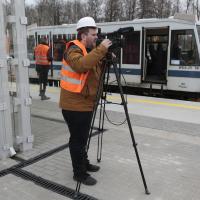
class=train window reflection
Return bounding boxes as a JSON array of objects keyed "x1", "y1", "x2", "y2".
[
  {"x1": 123, "y1": 31, "x2": 140, "y2": 64},
  {"x1": 170, "y1": 30, "x2": 200, "y2": 66},
  {"x1": 27, "y1": 35, "x2": 35, "y2": 60},
  {"x1": 65, "y1": 34, "x2": 76, "y2": 42},
  {"x1": 37, "y1": 35, "x2": 49, "y2": 44},
  {"x1": 53, "y1": 35, "x2": 66, "y2": 61}
]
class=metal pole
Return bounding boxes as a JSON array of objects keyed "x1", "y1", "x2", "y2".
[
  {"x1": 0, "y1": 1, "x2": 15, "y2": 159},
  {"x1": 9, "y1": 0, "x2": 33, "y2": 151}
]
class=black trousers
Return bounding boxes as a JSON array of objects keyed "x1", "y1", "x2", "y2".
[
  {"x1": 36, "y1": 65, "x2": 49, "y2": 86},
  {"x1": 62, "y1": 110, "x2": 93, "y2": 177}
]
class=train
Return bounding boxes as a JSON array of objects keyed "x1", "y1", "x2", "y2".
[{"x1": 27, "y1": 13, "x2": 200, "y2": 98}]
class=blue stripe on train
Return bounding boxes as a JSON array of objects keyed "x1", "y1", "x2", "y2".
[
  {"x1": 30, "y1": 64, "x2": 141, "y2": 75},
  {"x1": 168, "y1": 70, "x2": 200, "y2": 78},
  {"x1": 117, "y1": 69, "x2": 200, "y2": 78},
  {"x1": 109, "y1": 68, "x2": 141, "y2": 75},
  {"x1": 30, "y1": 64, "x2": 62, "y2": 70},
  {"x1": 30, "y1": 64, "x2": 200, "y2": 78}
]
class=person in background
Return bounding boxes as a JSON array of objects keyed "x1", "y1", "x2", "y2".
[
  {"x1": 34, "y1": 38, "x2": 52, "y2": 100},
  {"x1": 59, "y1": 16, "x2": 112, "y2": 185},
  {"x1": 171, "y1": 40, "x2": 181, "y2": 60}
]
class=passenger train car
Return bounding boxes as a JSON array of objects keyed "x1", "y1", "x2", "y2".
[{"x1": 27, "y1": 14, "x2": 200, "y2": 97}]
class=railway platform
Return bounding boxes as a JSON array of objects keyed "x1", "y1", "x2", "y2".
[{"x1": 0, "y1": 84, "x2": 200, "y2": 200}]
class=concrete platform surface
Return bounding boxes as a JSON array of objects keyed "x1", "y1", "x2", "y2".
[{"x1": 0, "y1": 84, "x2": 200, "y2": 200}]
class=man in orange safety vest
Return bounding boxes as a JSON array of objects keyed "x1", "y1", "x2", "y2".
[
  {"x1": 34, "y1": 38, "x2": 52, "y2": 100},
  {"x1": 59, "y1": 17, "x2": 112, "y2": 185}
]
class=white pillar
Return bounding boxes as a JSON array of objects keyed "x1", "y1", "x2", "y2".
[
  {"x1": 9, "y1": 0, "x2": 33, "y2": 151},
  {"x1": 0, "y1": 1, "x2": 15, "y2": 159}
]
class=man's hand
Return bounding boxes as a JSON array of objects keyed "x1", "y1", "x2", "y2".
[{"x1": 101, "y1": 39, "x2": 112, "y2": 49}]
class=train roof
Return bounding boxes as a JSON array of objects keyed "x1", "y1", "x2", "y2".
[{"x1": 27, "y1": 14, "x2": 200, "y2": 33}]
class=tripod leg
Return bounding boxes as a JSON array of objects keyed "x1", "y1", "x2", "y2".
[
  {"x1": 112, "y1": 61, "x2": 150, "y2": 195},
  {"x1": 97, "y1": 97, "x2": 103, "y2": 162},
  {"x1": 97, "y1": 67, "x2": 110, "y2": 162},
  {"x1": 74, "y1": 181, "x2": 81, "y2": 199},
  {"x1": 86, "y1": 79, "x2": 104, "y2": 152},
  {"x1": 97, "y1": 94, "x2": 106, "y2": 162},
  {"x1": 87, "y1": 64, "x2": 107, "y2": 152}
]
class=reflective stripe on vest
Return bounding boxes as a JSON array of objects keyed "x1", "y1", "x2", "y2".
[
  {"x1": 60, "y1": 40, "x2": 89, "y2": 93},
  {"x1": 35, "y1": 44, "x2": 50, "y2": 65},
  {"x1": 61, "y1": 75, "x2": 81, "y2": 85},
  {"x1": 62, "y1": 64, "x2": 76, "y2": 73}
]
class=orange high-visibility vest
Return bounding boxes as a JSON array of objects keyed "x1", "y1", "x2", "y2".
[
  {"x1": 60, "y1": 40, "x2": 89, "y2": 93},
  {"x1": 34, "y1": 44, "x2": 50, "y2": 65}
]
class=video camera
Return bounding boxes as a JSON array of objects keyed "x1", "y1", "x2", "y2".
[{"x1": 96, "y1": 27, "x2": 134, "y2": 51}]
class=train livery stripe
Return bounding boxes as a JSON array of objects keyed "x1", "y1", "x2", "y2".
[
  {"x1": 168, "y1": 70, "x2": 200, "y2": 78},
  {"x1": 30, "y1": 63, "x2": 62, "y2": 70},
  {"x1": 30, "y1": 64, "x2": 141, "y2": 75},
  {"x1": 109, "y1": 68, "x2": 141, "y2": 75},
  {"x1": 30, "y1": 64, "x2": 200, "y2": 78}
]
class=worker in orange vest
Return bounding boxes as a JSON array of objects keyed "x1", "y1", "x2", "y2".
[
  {"x1": 34, "y1": 38, "x2": 52, "y2": 100},
  {"x1": 59, "y1": 17, "x2": 112, "y2": 185}
]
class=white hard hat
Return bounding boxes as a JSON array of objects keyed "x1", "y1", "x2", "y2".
[{"x1": 76, "y1": 17, "x2": 97, "y2": 30}]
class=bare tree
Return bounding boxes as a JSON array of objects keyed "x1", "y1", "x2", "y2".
[
  {"x1": 25, "y1": 5, "x2": 38, "y2": 25},
  {"x1": 25, "y1": 0, "x2": 196, "y2": 26},
  {"x1": 138, "y1": 0, "x2": 155, "y2": 18},
  {"x1": 59, "y1": 1, "x2": 74, "y2": 24},
  {"x1": 104, "y1": 0, "x2": 122, "y2": 22},
  {"x1": 52, "y1": 0, "x2": 63, "y2": 25},
  {"x1": 35, "y1": 0, "x2": 62, "y2": 26},
  {"x1": 86, "y1": 0, "x2": 102, "y2": 22},
  {"x1": 43, "y1": 0, "x2": 63, "y2": 25},
  {"x1": 195, "y1": 0, "x2": 200, "y2": 20},
  {"x1": 164, "y1": 0, "x2": 172, "y2": 17},
  {"x1": 122, "y1": 0, "x2": 137, "y2": 20},
  {"x1": 155, "y1": 0, "x2": 172, "y2": 18},
  {"x1": 171, "y1": 0, "x2": 180, "y2": 15},
  {"x1": 186, "y1": 0, "x2": 193, "y2": 13},
  {"x1": 36, "y1": 0, "x2": 46, "y2": 26}
]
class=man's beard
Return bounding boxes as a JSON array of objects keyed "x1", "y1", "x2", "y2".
[{"x1": 86, "y1": 40, "x2": 96, "y2": 49}]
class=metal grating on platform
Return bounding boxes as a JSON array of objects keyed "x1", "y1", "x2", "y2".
[
  {"x1": 13, "y1": 168, "x2": 98, "y2": 200},
  {"x1": 0, "y1": 169, "x2": 10, "y2": 177},
  {"x1": 0, "y1": 128, "x2": 107, "y2": 199}
]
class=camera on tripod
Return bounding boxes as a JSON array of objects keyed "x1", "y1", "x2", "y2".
[{"x1": 96, "y1": 27, "x2": 134, "y2": 51}]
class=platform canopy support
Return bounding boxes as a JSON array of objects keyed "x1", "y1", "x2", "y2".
[
  {"x1": 8, "y1": 0, "x2": 34, "y2": 151},
  {"x1": 0, "y1": 1, "x2": 15, "y2": 159}
]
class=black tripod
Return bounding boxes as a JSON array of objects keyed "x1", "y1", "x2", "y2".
[{"x1": 74, "y1": 53, "x2": 150, "y2": 198}]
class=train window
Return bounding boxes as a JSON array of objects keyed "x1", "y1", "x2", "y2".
[
  {"x1": 37, "y1": 35, "x2": 40, "y2": 44},
  {"x1": 65, "y1": 34, "x2": 77, "y2": 42},
  {"x1": 72, "y1": 34, "x2": 76, "y2": 40},
  {"x1": 123, "y1": 31, "x2": 140, "y2": 64},
  {"x1": 196, "y1": 25, "x2": 200, "y2": 43},
  {"x1": 38, "y1": 35, "x2": 49, "y2": 44},
  {"x1": 63, "y1": 34, "x2": 67, "y2": 41},
  {"x1": 66, "y1": 34, "x2": 71, "y2": 42},
  {"x1": 7, "y1": 28, "x2": 14, "y2": 57},
  {"x1": 53, "y1": 35, "x2": 66, "y2": 61},
  {"x1": 27, "y1": 35, "x2": 35, "y2": 60},
  {"x1": 170, "y1": 30, "x2": 200, "y2": 66},
  {"x1": 57, "y1": 34, "x2": 63, "y2": 39}
]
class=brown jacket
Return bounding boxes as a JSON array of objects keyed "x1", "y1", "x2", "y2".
[{"x1": 59, "y1": 44, "x2": 108, "y2": 111}]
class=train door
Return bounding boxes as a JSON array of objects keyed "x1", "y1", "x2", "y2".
[{"x1": 142, "y1": 27, "x2": 169, "y2": 83}]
